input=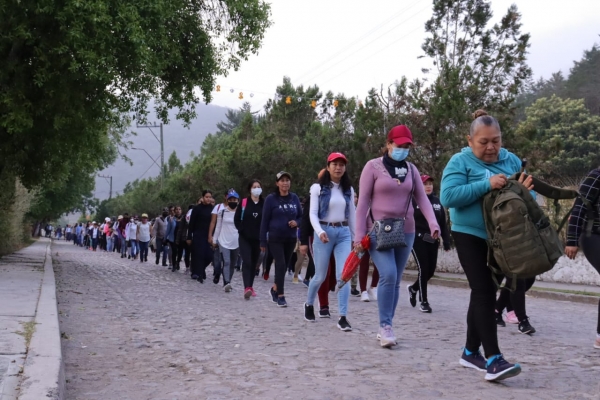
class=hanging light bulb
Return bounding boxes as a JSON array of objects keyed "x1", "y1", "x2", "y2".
[
  {"x1": 311, "y1": 100, "x2": 317, "y2": 108},
  {"x1": 216, "y1": 85, "x2": 221, "y2": 92},
  {"x1": 333, "y1": 100, "x2": 339, "y2": 108},
  {"x1": 230, "y1": 88, "x2": 234, "y2": 93},
  {"x1": 250, "y1": 93, "x2": 254, "y2": 98},
  {"x1": 286, "y1": 96, "x2": 292, "y2": 104},
  {"x1": 239, "y1": 92, "x2": 244, "y2": 99}
]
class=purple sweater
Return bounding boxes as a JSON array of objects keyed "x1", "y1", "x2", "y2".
[{"x1": 355, "y1": 158, "x2": 440, "y2": 243}]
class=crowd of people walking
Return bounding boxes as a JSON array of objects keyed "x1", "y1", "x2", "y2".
[{"x1": 52, "y1": 112, "x2": 600, "y2": 382}]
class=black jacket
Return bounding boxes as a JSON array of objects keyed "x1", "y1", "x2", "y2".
[
  {"x1": 413, "y1": 193, "x2": 451, "y2": 250},
  {"x1": 234, "y1": 196, "x2": 265, "y2": 241},
  {"x1": 186, "y1": 203, "x2": 213, "y2": 240}
]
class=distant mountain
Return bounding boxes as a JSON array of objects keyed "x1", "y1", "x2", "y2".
[{"x1": 94, "y1": 103, "x2": 230, "y2": 199}]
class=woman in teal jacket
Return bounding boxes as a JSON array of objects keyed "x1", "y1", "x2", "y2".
[{"x1": 441, "y1": 110, "x2": 533, "y2": 382}]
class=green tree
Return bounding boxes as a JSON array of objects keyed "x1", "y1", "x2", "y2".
[
  {"x1": 566, "y1": 43, "x2": 600, "y2": 115},
  {"x1": 515, "y1": 95, "x2": 600, "y2": 183},
  {"x1": 1, "y1": 0, "x2": 272, "y2": 189}
]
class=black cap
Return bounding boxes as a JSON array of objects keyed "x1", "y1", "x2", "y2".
[{"x1": 276, "y1": 171, "x2": 292, "y2": 181}]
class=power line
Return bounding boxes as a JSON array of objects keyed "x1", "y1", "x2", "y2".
[
  {"x1": 294, "y1": 0, "x2": 425, "y2": 84},
  {"x1": 319, "y1": 24, "x2": 425, "y2": 89},
  {"x1": 299, "y1": 4, "x2": 430, "y2": 86}
]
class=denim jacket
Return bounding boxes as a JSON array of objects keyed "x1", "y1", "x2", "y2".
[{"x1": 317, "y1": 183, "x2": 352, "y2": 220}]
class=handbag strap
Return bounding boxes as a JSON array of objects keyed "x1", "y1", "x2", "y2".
[{"x1": 369, "y1": 163, "x2": 415, "y2": 223}]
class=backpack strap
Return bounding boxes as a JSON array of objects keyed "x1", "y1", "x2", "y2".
[
  {"x1": 241, "y1": 198, "x2": 248, "y2": 221},
  {"x1": 511, "y1": 173, "x2": 594, "y2": 234}
]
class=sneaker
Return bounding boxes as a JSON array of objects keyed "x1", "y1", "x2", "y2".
[
  {"x1": 224, "y1": 283, "x2": 232, "y2": 292},
  {"x1": 244, "y1": 288, "x2": 252, "y2": 300},
  {"x1": 191, "y1": 274, "x2": 199, "y2": 280},
  {"x1": 250, "y1": 288, "x2": 257, "y2": 297},
  {"x1": 419, "y1": 302, "x2": 432, "y2": 313},
  {"x1": 459, "y1": 349, "x2": 487, "y2": 372},
  {"x1": 277, "y1": 296, "x2": 287, "y2": 307},
  {"x1": 302, "y1": 279, "x2": 310, "y2": 288},
  {"x1": 594, "y1": 336, "x2": 600, "y2": 349},
  {"x1": 351, "y1": 287, "x2": 360, "y2": 297},
  {"x1": 506, "y1": 311, "x2": 518, "y2": 324},
  {"x1": 337, "y1": 316, "x2": 352, "y2": 331},
  {"x1": 319, "y1": 307, "x2": 331, "y2": 318},
  {"x1": 407, "y1": 285, "x2": 417, "y2": 307},
  {"x1": 304, "y1": 303, "x2": 316, "y2": 322},
  {"x1": 263, "y1": 271, "x2": 269, "y2": 281},
  {"x1": 367, "y1": 287, "x2": 378, "y2": 301},
  {"x1": 213, "y1": 276, "x2": 220, "y2": 285},
  {"x1": 495, "y1": 311, "x2": 506, "y2": 327},
  {"x1": 378, "y1": 325, "x2": 396, "y2": 348},
  {"x1": 292, "y1": 277, "x2": 299, "y2": 284},
  {"x1": 518, "y1": 318, "x2": 536, "y2": 335},
  {"x1": 361, "y1": 291, "x2": 370, "y2": 302},
  {"x1": 269, "y1": 287, "x2": 278, "y2": 303},
  {"x1": 484, "y1": 355, "x2": 521, "y2": 381}
]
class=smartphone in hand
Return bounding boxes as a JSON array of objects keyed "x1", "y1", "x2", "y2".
[{"x1": 422, "y1": 233, "x2": 436, "y2": 243}]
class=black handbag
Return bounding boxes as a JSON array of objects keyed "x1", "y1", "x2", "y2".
[{"x1": 370, "y1": 165, "x2": 415, "y2": 251}]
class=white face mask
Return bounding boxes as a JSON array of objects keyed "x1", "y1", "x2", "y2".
[{"x1": 251, "y1": 188, "x2": 262, "y2": 197}]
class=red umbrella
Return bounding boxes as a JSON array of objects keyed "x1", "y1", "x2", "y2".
[{"x1": 337, "y1": 235, "x2": 371, "y2": 289}]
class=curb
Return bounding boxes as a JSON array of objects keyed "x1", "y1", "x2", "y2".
[
  {"x1": 18, "y1": 242, "x2": 65, "y2": 400},
  {"x1": 403, "y1": 273, "x2": 600, "y2": 305}
]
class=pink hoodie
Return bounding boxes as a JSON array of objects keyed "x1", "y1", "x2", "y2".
[{"x1": 355, "y1": 158, "x2": 440, "y2": 243}]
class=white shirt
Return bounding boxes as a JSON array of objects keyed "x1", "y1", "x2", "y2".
[
  {"x1": 211, "y1": 203, "x2": 226, "y2": 215},
  {"x1": 309, "y1": 182, "x2": 356, "y2": 240},
  {"x1": 127, "y1": 222, "x2": 138, "y2": 240},
  {"x1": 138, "y1": 222, "x2": 151, "y2": 242},
  {"x1": 213, "y1": 208, "x2": 239, "y2": 250}
]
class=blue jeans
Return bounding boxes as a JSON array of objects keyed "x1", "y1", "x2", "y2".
[
  {"x1": 120, "y1": 236, "x2": 127, "y2": 256},
  {"x1": 307, "y1": 224, "x2": 351, "y2": 316},
  {"x1": 106, "y1": 236, "x2": 113, "y2": 252},
  {"x1": 368, "y1": 232, "x2": 415, "y2": 327},
  {"x1": 138, "y1": 241, "x2": 149, "y2": 261},
  {"x1": 129, "y1": 240, "x2": 138, "y2": 257}
]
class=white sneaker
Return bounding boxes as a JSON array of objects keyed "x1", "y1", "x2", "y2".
[
  {"x1": 361, "y1": 291, "x2": 370, "y2": 302},
  {"x1": 378, "y1": 325, "x2": 396, "y2": 348},
  {"x1": 368, "y1": 287, "x2": 378, "y2": 301},
  {"x1": 224, "y1": 283, "x2": 232, "y2": 292}
]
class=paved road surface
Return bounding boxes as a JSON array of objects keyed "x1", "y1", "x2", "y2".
[{"x1": 53, "y1": 240, "x2": 600, "y2": 400}]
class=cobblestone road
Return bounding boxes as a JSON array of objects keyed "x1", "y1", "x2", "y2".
[{"x1": 53, "y1": 240, "x2": 600, "y2": 400}]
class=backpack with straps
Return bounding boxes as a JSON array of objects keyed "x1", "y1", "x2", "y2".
[{"x1": 482, "y1": 173, "x2": 594, "y2": 288}]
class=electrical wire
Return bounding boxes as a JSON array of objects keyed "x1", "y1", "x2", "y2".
[
  {"x1": 300, "y1": 4, "x2": 430, "y2": 86},
  {"x1": 294, "y1": 0, "x2": 426, "y2": 83}
]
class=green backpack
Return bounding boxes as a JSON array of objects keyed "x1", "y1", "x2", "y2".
[{"x1": 482, "y1": 173, "x2": 594, "y2": 289}]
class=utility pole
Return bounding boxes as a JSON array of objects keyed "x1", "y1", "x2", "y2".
[
  {"x1": 136, "y1": 122, "x2": 165, "y2": 189},
  {"x1": 98, "y1": 174, "x2": 113, "y2": 199}
]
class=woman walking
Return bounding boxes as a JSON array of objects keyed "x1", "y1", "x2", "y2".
[
  {"x1": 566, "y1": 166, "x2": 600, "y2": 349},
  {"x1": 407, "y1": 174, "x2": 451, "y2": 313},
  {"x1": 176, "y1": 205, "x2": 194, "y2": 270},
  {"x1": 212, "y1": 190, "x2": 240, "y2": 292},
  {"x1": 441, "y1": 110, "x2": 532, "y2": 381},
  {"x1": 137, "y1": 214, "x2": 151, "y2": 263},
  {"x1": 187, "y1": 190, "x2": 215, "y2": 282},
  {"x1": 355, "y1": 125, "x2": 440, "y2": 347},
  {"x1": 260, "y1": 172, "x2": 303, "y2": 307},
  {"x1": 234, "y1": 180, "x2": 265, "y2": 299},
  {"x1": 304, "y1": 153, "x2": 356, "y2": 331}
]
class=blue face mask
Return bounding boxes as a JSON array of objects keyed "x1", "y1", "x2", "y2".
[{"x1": 391, "y1": 148, "x2": 410, "y2": 161}]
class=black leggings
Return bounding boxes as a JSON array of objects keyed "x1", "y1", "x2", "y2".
[
  {"x1": 169, "y1": 241, "x2": 178, "y2": 268},
  {"x1": 495, "y1": 277, "x2": 535, "y2": 321},
  {"x1": 177, "y1": 241, "x2": 191, "y2": 269},
  {"x1": 240, "y1": 236, "x2": 261, "y2": 289},
  {"x1": 410, "y1": 236, "x2": 439, "y2": 303},
  {"x1": 581, "y1": 233, "x2": 600, "y2": 334},
  {"x1": 269, "y1": 240, "x2": 296, "y2": 296},
  {"x1": 453, "y1": 231, "x2": 501, "y2": 358}
]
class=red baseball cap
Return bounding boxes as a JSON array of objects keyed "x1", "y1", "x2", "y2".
[
  {"x1": 327, "y1": 152, "x2": 348, "y2": 164},
  {"x1": 421, "y1": 175, "x2": 433, "y2": 183},
  {"x1": 387, "y1": 125, "x2": 413, "y2": 146}
]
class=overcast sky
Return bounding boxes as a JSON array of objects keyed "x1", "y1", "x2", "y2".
[{"x1": 209, "y1": 0, "x2": 600, "y2": 111}]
